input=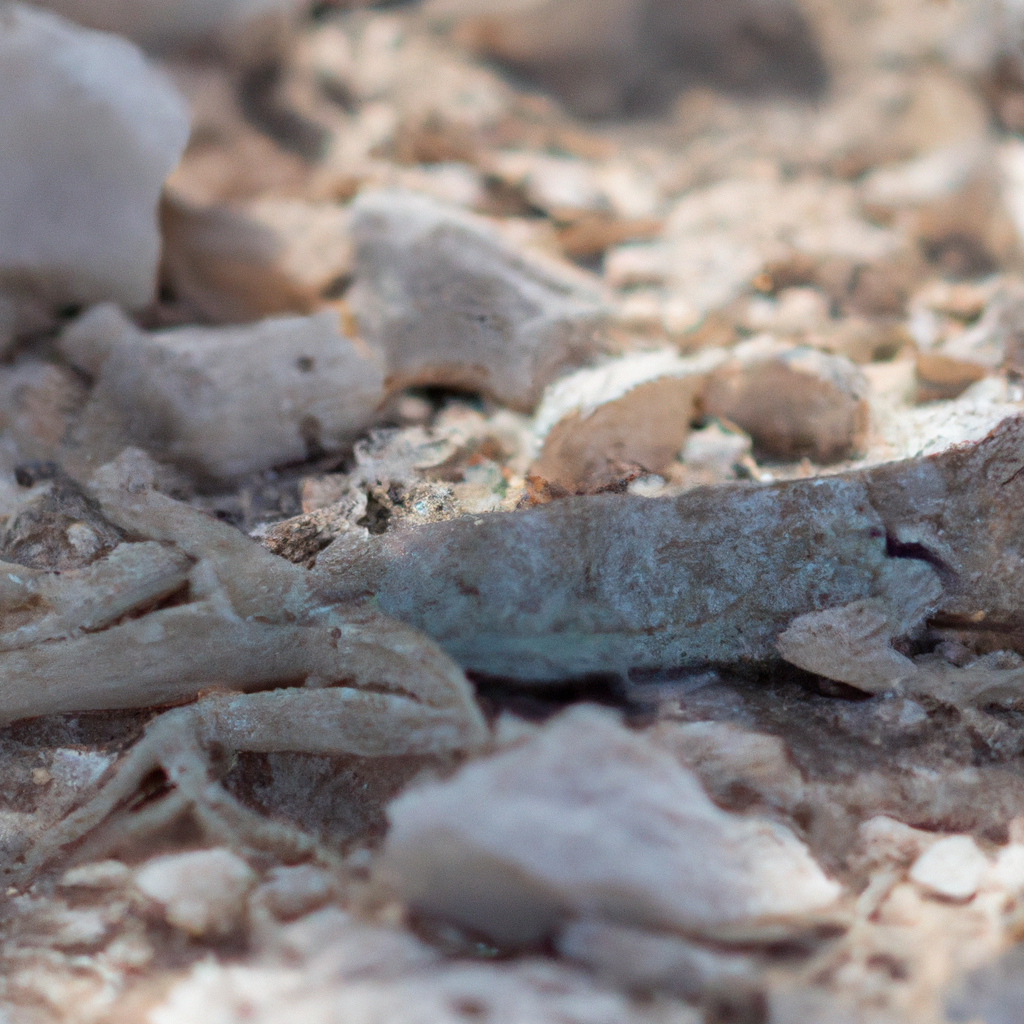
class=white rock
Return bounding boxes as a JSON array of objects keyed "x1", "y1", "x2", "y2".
[
  {"x1": 348, "y1": 189, "x2": 608, "y2": 411},
  {"x1": 863, "y1": 370, "x2": 1024, "y2": 465},
  {"x1": 134, "y1": 848, "x2": 257, "y2": 937},
  {"x1": 60, "y1": 304, "x2": 384, "y2": 480},
  {"x1": 531, "y1": 348, "x2": 726, "y2": 490},
  {"x1": 34, "y1": 0, "x2": 304, "y2": 46},
  {"x1": 380, "y1": 706, "x2": 841, "y2": 946},
  {"x1": 681, "y1": 420, "x2": 752, "y2": 473},
  {"x1": 990, "y1": 844, "x2": 1024, "y2": 893},
  {"x1": 909, "y1": 835, "x2": 990, "y2": 901},
  {"x1": 0, "y1": 4, "x2": 190, "y2": 310}
]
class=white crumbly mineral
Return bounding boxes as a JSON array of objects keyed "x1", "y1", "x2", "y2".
[
  {"x1": 348, "y1": 189, "x2": 608, "y2": 411},
  {"x1": 380, "y1": 706, "x2": 840, "y2": 945},
  {"x1": 60, "y1": 304, "x2": 384, "y2": 480},
  {"x1": 909, "y1": 835, "x2": 990, "y2": 901},
  {"x1": 605, "y1": 176, "x2": 901, "y2": 325},
  {"x1": 134, "y1": 849, "x2": 257, "y2": 937},
  {"x1": 0, "y1": 3, "x2": 190, "y2": 310}
]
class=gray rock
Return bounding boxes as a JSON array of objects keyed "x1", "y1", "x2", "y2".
[
  {"x1": 60, "y1": 305, "x2": 384, "y2": 481},
  {"x1": 348, "y1": 190, "x2": 608, "y2": 412},
  {"x1": 0, "y1": 4, "x2": 190, "y2": 311},
  {"x1": 380, "y1": 706, "x2": 840, "y2": 946}
]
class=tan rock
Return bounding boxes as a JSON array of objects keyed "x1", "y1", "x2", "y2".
[
  {"x1": 161, "y1": 194, "x2": 354, "y2": 324},
  {"x1": 380, "y1": 706, "x2": 840, "y2": 946},
  {"x1": 701, "y1": 340, "x2": 870, "y2": 463},
  {"x1": 531, "y1": 348, "x2": 726, "y2": 491}
]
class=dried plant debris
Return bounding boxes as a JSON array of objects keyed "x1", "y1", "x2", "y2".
[{"x1": 12, "y1": 0, "x2": 1024, "y2": 1021}]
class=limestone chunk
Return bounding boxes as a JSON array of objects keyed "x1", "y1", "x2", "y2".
[
  {"x1": 701, "y1": 340, "x2": 870, "y2": 463},
  {"x1": 531, "y1": 348, "x2": 727, "y2": 491},
  {"x1": 348, "y1": 189, "x2": 608, "y2": 411},
  {"x1": 60, "y1": 305, "x2": 384, "y2": 480},
  {"x1": 134, "y1": 848, "x2": 257, "y2": 937},
  {"x1": 161, "y1": 194, "x2": 354, "y2": 324},
  {"x1": 0, "y1": 4, "x2": 190, "y2": 311},
  {"x1": 909, "y1": 835, "x2": 990, "y2": 901},
  {"x1": 380, "y1": 707, "x2": 841, "y2": 946}
]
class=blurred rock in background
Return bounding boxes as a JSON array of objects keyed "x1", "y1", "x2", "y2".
[{"x1": 425, "y1": 0, "x2": 828, "y2": 116}]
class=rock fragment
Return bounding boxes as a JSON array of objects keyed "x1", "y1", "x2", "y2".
[
  {"x1": 380, "y1": 707, "x2": 840, "y2": 946},
  {"x1": 910, "y1": 279, "x2": 1024, "y2": 399},
  {"x1": 134, "y1": 849, "x2": 257, "y2": 937},
  {"x1": 701, "y1": 340, "x2": 870, "y2": 463},
  {"x1": 530, "y1": 348, "x2": 726, "y2": 491},
  {"x1": 348, "y1": 189, "x2": 608, "y2": 411},
  {"x1": 909, "y1": 836, "x2": 990, "y2": 901},
  {"x1": 161, "y1": 194, "x2": 354, "y2": 324},
  {"x1": 60, "y1": 304, "x2": 384, "y2": 480},
  {"x1": 0, "y1": 4, "x2": 190, "y2": 311}
]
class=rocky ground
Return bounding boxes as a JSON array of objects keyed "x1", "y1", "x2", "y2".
[{"x1": 6, "y1": 0, "x2": 1024, "y2": 1021}]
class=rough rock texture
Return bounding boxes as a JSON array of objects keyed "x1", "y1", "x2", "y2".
[
  {"x1": 60, "y1": 304, "x2": 384, "y2": 480},
  {"x1": 380, "y1": 707, "x2": 840, "y2": 944},
  {"x1": 0, "y1": 3, "x2": 190, "y2": 310},
  {"x1": 348, "y1": 189, "x2": 609, "y2": 411}
]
